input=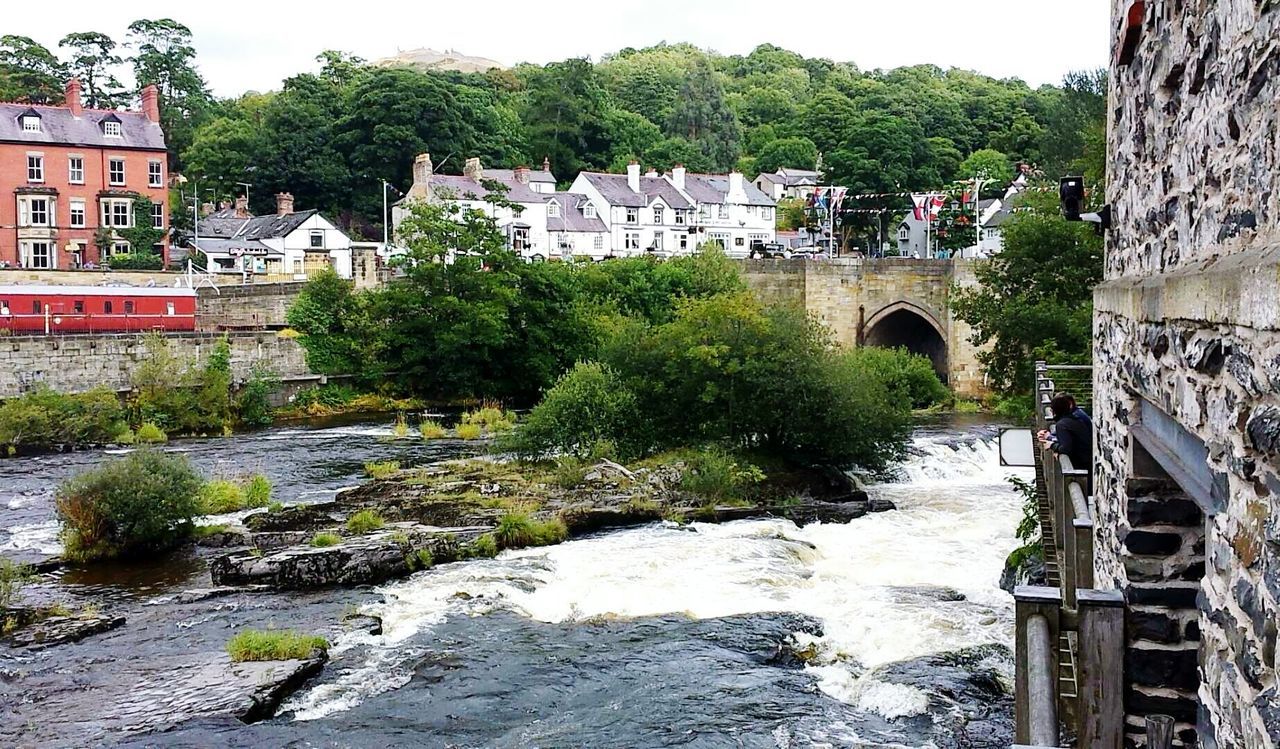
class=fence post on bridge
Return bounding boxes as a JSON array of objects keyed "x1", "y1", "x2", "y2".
[
  {"x1": 1015, "y1": 585, "x2": 1062, "y2": 747},
  {"x1": 1076, "y1": 589, "x2": 1125, "y2": 747}
]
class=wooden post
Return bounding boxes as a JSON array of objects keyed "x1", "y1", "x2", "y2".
[
  {"x1": 1015, "y1": 586, "x2": 1062, "y2": 746},
  {"x1": 1077, "y1": 589, "x2": 1125, "y2": 748},
  {"x1": 1073, "y1": 518, "x2": 1095, "y2": 590}
]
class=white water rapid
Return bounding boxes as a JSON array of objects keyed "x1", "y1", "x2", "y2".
[{"x1": 286, "y1": 432, "x2": 1032, "y2": 724}]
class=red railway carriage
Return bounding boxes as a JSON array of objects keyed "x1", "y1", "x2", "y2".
[{"x1": 0, "y1": 284, "x2": 197, "y2": 334}]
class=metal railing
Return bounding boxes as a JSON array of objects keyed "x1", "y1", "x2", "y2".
[{"x1": 1013, "y1": 362, "x2": 1124, "y2": 748}]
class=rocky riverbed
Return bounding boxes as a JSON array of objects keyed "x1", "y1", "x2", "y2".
[{"x1": 0, "y1": 417, "x2": 1025, "y2": 748}]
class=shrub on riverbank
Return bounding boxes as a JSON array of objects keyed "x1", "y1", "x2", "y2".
[
  {"x1": 0, "y1": 559, "x2": 32, "y2": 610},
  {"x1": 456, "y1": 423, "x2": 483, "y2": 440},
  {"x1": 0, "y1": 386, "x2": 129, "y2": 453},
  {"x1": 461, "y1": 405, "x2": 517, "y2": 433},
  {"x1": 56, "y1": 451, "x2": 204, "y2": 561},
  {"x1": 226, "y1": 629, "x2": 328, "y2": 662},
  {"x1": 135, "y1": 422, "x2": 168, "y2": 444},
  {"x1": 419, "y1": 419, "x2": 447, "y2": 439},
  {"x1": 502, "y1": 295, "x2": 917, "y2": 470},
  {"x1": 680, "y1": 448, "x2": 765, "y2": 502},
  {"x1": 844, "y1": 347, "x2": 950, "y2": 410},
  {"x1": 346, "y1": 510, "x2": 385, "y2": 534},
  {"x1": 197, "y1": 474, "x2": 272, "y2": 515},
  {"x1": 493, "y1": 510, "x2": 568, "y2": 550}
]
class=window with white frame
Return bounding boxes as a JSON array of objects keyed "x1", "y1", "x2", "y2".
[
  {"x1": 699, "y1": 205, "x2": 711, "y2": 221},
  {"x1": 20, "y1": 241, "x2": 53, "y2": 269},
  {"x1": 897, "y1": 225, "x2": 910, "y2": 242},
  {"x1": 710, "y1": 232, "x2": 729, "y2": 247},
  {"x1": 735, "y1": 237, "x2": 745, "y2": 247},
  {"x1": 103, "y1": 120, "x2": 122, "y2": 137},
  {"x1": 762, "y1": 207, "x2": 773, "y2": 221},
  {"x1": 584, "y1": 204, "x2": 596, "y2": 219},
  {"x1": 18, "y1": 196, "x2": 51, "y2": 227},
  {"x1": 652, "y1": 206, "x2": 664, "y2": 224},
  {"x1": 678, "y1": 234, "x2": 689, "y2": 251},
  {"x1": 309, "y1": 230, "x2": 324, "y2": 248},
  {"x1": 717, "y1": 204, "x2": 729, "y2": 220},
  {"x1": 102, "y1": 198, "x2": 132, "y2": 228},
  {"x1": 652, "y1": 233, "x2": 664, "y2": 250},
  {"x1": 749, "y1": 233, "x2": 769, "y2": 246},
  {"x1": 70, "y1": 199, "x2": 86, "y2": 228},
  {"x1": 547, "y1": 201, "x2": 560, "y2": 218},
  {"x1": 746, "y1": 206, "x2": 757, "y2": 217},
  {"x1": 111, "y1": 242, "x2": 130, "y2": 257},
  {"x1": 148, "y1": 160, "x2": 163, "y2": 188},
  {"x1": 27, "y1": 154, "x2": 43, "y2": 182},
  {"x1": 68, "y1": 156, "x2": 84, "y2": 184},
  {"x1": 625, "y1": 207, "x2": 639, "y2": 224},
  {"x1": 675, "y1": 210, "x2": 685, "y2": 225},
  {"x1": 593, "y1": 234, "x2": 603, "y2": 251},
  {"x1": 109, "y1": 158, "x2": 125, "y2": 185},
  {"x1": 625, "y1": 232, "x2": 640, "y2": 250},
  {"x1": 151, "y1": 203, "x2": 164, "y2": 229},
  {"x1": 21, "y1": 116, "x2": 40, "y2": 132}
]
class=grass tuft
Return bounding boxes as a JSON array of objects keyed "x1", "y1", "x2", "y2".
[
  {"x1": 226, "y1": 629, "x2": 328, "y2": 662},
  {"x1": 419, "y1": 419, "x2": 447, "y2": 439},
  {"x1": 492, "y1": 510, "x2": 568, "y2": 550},
  {"x1": 364, "y1": 460, "x2": 400, "y2": 479},
  {"x1": 456, "y1": 423, "x2": 483, "y2": 440},
  {"x1": 346, "y1": 509, "x2": 385, "y2": 534},
  {"x1": 310, "y1": 532, "x2": 342, "y2": 548}
]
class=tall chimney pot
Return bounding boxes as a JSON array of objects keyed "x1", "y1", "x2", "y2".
[
  {"x1": 408, "y1": 153, "x2": 434, "y2": 200},
  {"x1": 65, "y1": 79, "x2": 83, "y2": 117},
  {"x1": 672, "y1": 164, "x2": 686, "y2": 191},
  {"x1": 140, "y1": 84, "x2": 160, "y2": 123},
  {"x1": 627, "y1": 161, "x2": 641, "y2": 193},
  {"x1": 514, "y1": 165, "x2": 531, "y2": 185},
  {"x1": 275, "y1": 192, "x2": 295, "y2": 216}
]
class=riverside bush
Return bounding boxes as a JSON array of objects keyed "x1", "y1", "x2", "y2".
[
  {"x1": 346, "y1": 509, "x2": 385, "y2": 534},
  {"x1": 843, "y1": 347, "x2": 949, "y2": 410},
  {"x1": 226, "y1": 629, "x2": 328, "y2": 662},
  {"x1": 0, "y1": 559, "x2": 32, "y2": 609},
  {"x1": 419, "y1": 419, "x2": 447, "y2": 439},
  {"x1": 456, "y1": 423, "x2": 483, "y2": 440},
  {"x1": 135, "y1": 422, "x2": 168, "y2": 444},
  {"x1": 497, "y1": 362, "x2": 638, "y2": 460},
  {"x1": 56, "y1": 451, "x2": 204, "y2": 561},
  {"x1": 461, "y1": 405, "x2": 516, "y2": 433},
  {"x1": 680, "y1": 448, "x2": 765, "y2": 502},
  {"x1": 198, "y1": 474, "x2": 272, "y2": 515},
  {"x1": 364, "y1": 461, "x2": 399, "y2": 479},
  {"x1": 0, "y1": 386, "x2": 128, "y2": 452},
  {"x1": 493, "y1": 510, "x2": 568, "y2": 550},
  {"x1": 468, "y1": 534, "x2": 499, "y2": 558}
]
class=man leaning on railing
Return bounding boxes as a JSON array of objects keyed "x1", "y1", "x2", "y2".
[{"x1": 1038, "y1": 393, "x2": 1093, "y2": 492}]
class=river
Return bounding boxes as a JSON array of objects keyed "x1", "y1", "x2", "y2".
[{"x1": 0, "y1": 416, "x2": 1028, "y2": 748}]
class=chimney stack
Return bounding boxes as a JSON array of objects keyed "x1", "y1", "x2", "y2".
[
  {"x1": 234, "y1": 195, "x2": 251, "y2": 219},
  {"x1": 463, "y1": 157, "x2": 483, "y2": 180},
  {"x1": 65, "y1": 79, "x2": 83, "y2": 117},
  {"x1": 140, "y1": 84, "x2": 160, "y2": 123},
  {"x1": 728, "y1": 170, "x2": 747, "y2": 202},
  {"x1": 672, "y1": 164, "x2": 686, "y2": 191},
  {"x1": 202, "y1": 202, "x2": 216, "y2": 217},
  {"x1": 627, "y1": 161, "x2": 641, "y2": 193},
  {"x1": 514, "y1": 165, "x2": 531, "y2": 185},
  {"x1": 542, "y1": 156, "x2": 551, "y2": 173},
  {"x1": 407, "y1": 153, "x2": 433, "y2": 200},
  {"x1": 275, "y1": 192, "x2": 295, "y2": 216}
]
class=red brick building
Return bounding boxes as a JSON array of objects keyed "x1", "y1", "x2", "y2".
[{"x1": 0, "y1": 80, "x2": 169, "y2": 269}]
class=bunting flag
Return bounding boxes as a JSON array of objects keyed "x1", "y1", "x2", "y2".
[{"x1": 912, "y1": 193, "x2": 946, "y2": 221}]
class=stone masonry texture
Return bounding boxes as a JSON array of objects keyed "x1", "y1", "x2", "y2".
[
  {"x1": 0, "y1": 332, "x2": 313, "y2": 398},
  {"x1": 739, "y1": 258, "x2": 988, "y2": 398},
  {"x1": 1095, "y1": 1, "x2": 1280, "y2": 746}
]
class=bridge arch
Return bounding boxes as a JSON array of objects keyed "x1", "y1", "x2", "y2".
[{"x1": 862, "y1": 301, "x2": 949, "y2": 383}]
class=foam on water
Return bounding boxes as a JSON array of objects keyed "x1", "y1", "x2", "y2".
[{"x1": 287, "y1": 435, "x2": 1029, "y2": 719}]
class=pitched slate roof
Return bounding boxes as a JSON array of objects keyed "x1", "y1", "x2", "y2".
[
  {"x1": 546, "y1": 193, "x2": 607, "y2": 233},
  {"x1": 199, "y1": 209, "x2": 320, "y2": 240},
  {"x1": 754, "y1": 173, "x2": 784, "y2": 186},
  {"x1": 581, "y1": 173, "x2": 692, "y2": 209},
  {"x1": 483, "y1": 168, "x2": 556, "y2": 185},
  {"x1": 426, "y1": 175, "x2": 547, "y2": 204},
  {"x1": 777, "y1": 168, "x2": 820, "y2": 186},
  {"x1": 189, "y1": 237, "x2": 283, "y2": 257},
  {"x1": 0, "y1": 103, "x2": 165, "y2": 150},
  {"x1": 683, "y1": 174, "x2": 776, "y2": 207}
]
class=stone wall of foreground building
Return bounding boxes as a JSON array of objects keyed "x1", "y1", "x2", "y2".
[{"x1": 1093, "y1": 1, "x2": 1280, "y2": 746}]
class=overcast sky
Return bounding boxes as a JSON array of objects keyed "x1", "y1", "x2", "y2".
[{"x1": 11, "y1": 1, "x2": 1112, "y2": 97}]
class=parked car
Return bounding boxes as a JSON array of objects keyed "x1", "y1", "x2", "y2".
[
  {"x1": 748, "y1": 242, "x2": 789, "y2": 259},
  {"x1": 790, "y1": 246, "x2": 831, "y2": 261}
]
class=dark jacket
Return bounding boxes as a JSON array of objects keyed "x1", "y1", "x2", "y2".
[{"x1": 1051, "y1": 414, "x2": 1093, "y2": 471}]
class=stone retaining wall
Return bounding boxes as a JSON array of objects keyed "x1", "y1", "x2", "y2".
[
  {"x1": 1095, "y1": 2, "x2": 1280, "y2": 746},
  {"x1": 0, "y1": 332, "x2": 315, "y2": 398},
  {"x1": 196, "y1": 282, "x2": 308, "y2": 331}
]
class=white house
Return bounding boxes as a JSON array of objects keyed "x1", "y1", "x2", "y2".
[
  {"x1": 571, "y1": 163, "x2": 695, "y2": 257},
  {"x1": 544, "y1": 192, "x2": 610, "y2": 260},
  {"x1": 392, "y1": 154, "x2": 559, "y2": 259},
  {"x1": 191, "y1": 193, "x2": 353, "y2": 278},
  {"x1": 669, "y1": 166, "x2": 777, "y2": 255}
]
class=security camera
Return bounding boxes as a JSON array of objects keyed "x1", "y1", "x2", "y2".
[{"x1": 1059, "y1": 175, "x2": 1111, "y2": 233}]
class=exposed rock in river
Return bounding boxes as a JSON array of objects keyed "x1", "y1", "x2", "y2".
[{"x1": 5, "y1": 610, "x2": 125, "y2": 649}]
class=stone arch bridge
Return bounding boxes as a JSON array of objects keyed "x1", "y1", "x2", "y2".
[{"x1": 740, "y1": 258, "x2": 987, "y2": 398}]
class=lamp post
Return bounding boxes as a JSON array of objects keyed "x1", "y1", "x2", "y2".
[{"x1": 972, "y1": 177, "x2": 990, "y2": 257}]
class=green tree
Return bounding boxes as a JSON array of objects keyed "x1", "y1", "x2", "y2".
[
  {"x1": 0, "y1": 35, "x2": 66, "y2": 103},
  {"x1": 950, "y1": 190, "x2": 1103, "y2": 393},
  {"x1": 59, "y1": 32, "x2": 126, "y2": 108},
  {"x1": 522, "y1": 58, "x2": 615, "y2": 180},
  {"x1": 127, "y1": 18, "x2": 212, "y2": 169},
  {"x1": 958, "y1": 148, "x2": 1015, "y2": 190},
  {"x1": 753, "y1": 137, "x2": 818, "y2": 175},
  {"x1": 666, "y1": 58, "x2": 742, "y2": 172}
]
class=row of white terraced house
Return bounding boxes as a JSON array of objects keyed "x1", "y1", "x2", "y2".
[{"x1": 390, "y1": 154, "x2": 778, "y2": 260}]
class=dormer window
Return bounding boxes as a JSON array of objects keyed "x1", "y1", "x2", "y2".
[
  {"x1": 21, "y1": 116, "x2": 40, "y2": 133},
  {"x1": 583, "y1": 204, "x2": 596, "y2": 219},
  {"x1": 547, "y1": 201, "x2": 560, "y2": 218},
  {"x1": 103, "y1": 120, "x2": 122, "y2": 137}
]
